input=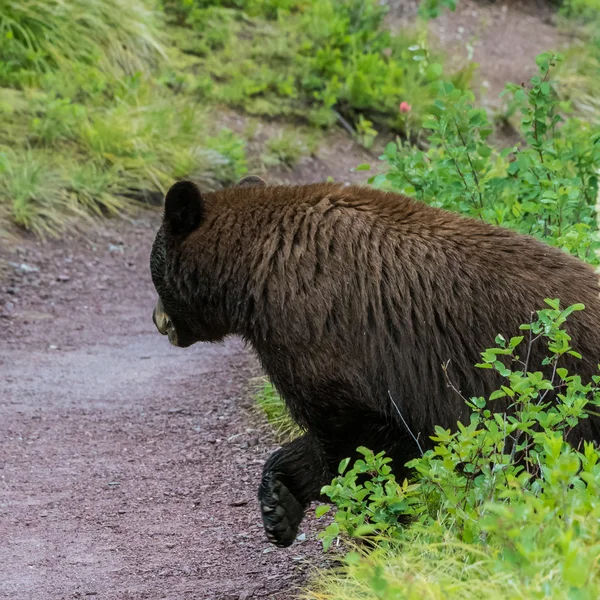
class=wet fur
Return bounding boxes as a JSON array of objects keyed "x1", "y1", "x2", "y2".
[{"x1": 151, "y1": 181, "x2": 600, "y2": 546}]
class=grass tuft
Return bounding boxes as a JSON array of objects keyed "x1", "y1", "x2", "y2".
[
  {"x1": 301, "y1": 537, "x2": 560, "y2": 600},
  {"x1": 262, "y1": 129, "x2": 318, "y2": 169},
  {"x1": 250, "y1": 377, "x2": 303, "y2": 443},
  {"x1": 0, "y1": 149, "x2": 83, "y2": 238},
  {"x1": 0, "y1": 0, "x2": 165, "y2": 87}
]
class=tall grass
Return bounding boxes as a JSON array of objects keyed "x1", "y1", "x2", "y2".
[
  {"x1": 0, "y1": 90, "x2": 245, "y2": 236},
  {"x1": 250, "y1": 377, "x2": 303, "y2": 443},
  {"x1": 302, "y1": 536, "x2": 593, "y2": 600},
  {"x1": 0, "y1": 0, "x2": 251, "y2": 236},
  {"x1": 0, "y1": 0, "x2": 165, "y2": 87}
]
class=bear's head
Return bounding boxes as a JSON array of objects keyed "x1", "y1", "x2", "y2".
[{"x1": 150, "y1": 175, "x2": 265, "y2": 348}]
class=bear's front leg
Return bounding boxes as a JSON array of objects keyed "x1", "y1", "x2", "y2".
[{"x1": 258, "y1": 433, "x2": 330, "y2": 547}]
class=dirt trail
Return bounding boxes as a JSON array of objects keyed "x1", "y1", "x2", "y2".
[{"x1": 0, "y1": 214, "x2": 329, "y2": 600}]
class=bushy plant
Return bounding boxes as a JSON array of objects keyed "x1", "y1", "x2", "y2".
[
  {"x1": 417, "y1": 0, "x2": 458, "y2": 20},
  {"x1": 560, "y1": 0, "x2": 600, "y2": 19},
  {"x1": 309, "y1": 300, "x2": 600, "y2": 598},
  {"x1": 316, "y1": 447, "x2": 420, "y2": 552},
  {"x1": 373, "y1": 53, "x2": 600, "y2": 262},
  {"x1": 163, "y1": 0, "x2": 471, "y2": 132}
]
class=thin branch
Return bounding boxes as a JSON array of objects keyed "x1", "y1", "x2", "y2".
[
  {"x1": 442, "y1": 359, "x2": 470, "y2": 404},
  {"x1": 522, "y1": 311, "x2": 536, "y2": 375},
  {"x1": 453, "y1": 119, "x2": 484, "y2": 211},
  {"x1": 334, "y1": 111, "x2": 356, "y2": 136},
  {"x1": 388, "y1": 390, "x2": 425, "y2": 456}
]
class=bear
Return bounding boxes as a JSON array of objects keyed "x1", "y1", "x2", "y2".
[{"x1": 150, "y1": 177, "x2": 600, "y2": 548}]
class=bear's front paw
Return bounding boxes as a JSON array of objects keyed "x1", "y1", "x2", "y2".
[{"x1": 258, "y1": 471, "x2": 305, "y2": 547}]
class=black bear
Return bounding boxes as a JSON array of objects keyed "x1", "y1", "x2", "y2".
[{"x1": 150, "y1": 177, "x2": 600, "y2": 547}]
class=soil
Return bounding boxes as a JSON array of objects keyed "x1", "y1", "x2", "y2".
[{"x1": 0, "y1": 3, "x2": 574, "y2": 599}]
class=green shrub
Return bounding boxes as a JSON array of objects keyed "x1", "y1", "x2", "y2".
[
  {"x1": 560, "y1": 0, "x2": 600, "y2": 19},
  {"x1": 164, "y1": 0, "x2": 471, "y2": 133},
  {"x1": 417, "y1": 0, "x2": 458, "y2": 20},
  {"x1": 372, "y1": 53, "x2": 600, "y2": 262},
  {"x1": 316, "y1": 447, "x2": 420, "y2": 552},
  {"x1": 309, "y1": 300, "x2": 600, "y2": 598}
]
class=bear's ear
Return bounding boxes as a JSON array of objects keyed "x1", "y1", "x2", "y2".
[
  {"x1": 164, "y1": 180, "x2": 205, "y2": 236},
  {"x1": 236, "y1": 175, "x2": 266, "y2": 188}
]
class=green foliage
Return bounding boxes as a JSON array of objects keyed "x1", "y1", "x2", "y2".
[
  {"x1": 0, "y1": 0, "x2": 165, "y2": 88},
  {"x1": 310, "y1": 301, "x2": 600, "y2": 598},
  {"x1": 0, "y1": 149, "x2": 78, "y2": 237},
  {"x1": 317, "y1": 447, "x2": 419, "y2": 552},
  {"x1": 161, "y1": 0, "x2": 309, "y2": 23},
  {"x1": 251, "y1": 377, "x2": 303, "y2": 442},
  {"x1": 0, "y1": 0, "x2": 465, "y2": 235},
  {"x1": 374, "y1": 53, "x2": 600, "y2": 262},
  {"x1": 261, "y1": 129, "x2": 317, "y2": 168},
  {"x1": 204, "y1": 129, "x2": 249, "y2": 182},
  {"x1": 557, "y1": 10, "x2": 600, "y2": 126},
  {"x1": 354, "y1": 115, "x2": 378, "y2": 150},
  {"x1": 0, "y1": 75, "x2": 247, "y2": 235},
  {"x1": 0, "y1": 1, "x2": 249, "y2": 236},
  {"x1": 163, "y1": 0, "x2": 470, "y2": 133},
  {"x1": 409, "y1": 300, "x2": 594, "y2": 543},
  {"x1": 416, "y1": 0, "x2": 590, "y2": 21},
  {"x1": 560, "y1": 0, "x2": 600, "y2": 19},
  {"x1": 417, "y1": 0, "x2": 458, "y2": 20}
]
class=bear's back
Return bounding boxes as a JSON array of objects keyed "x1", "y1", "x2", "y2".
[{"x1": 199, "y1": 183, "x2": 600, "y2": 439}]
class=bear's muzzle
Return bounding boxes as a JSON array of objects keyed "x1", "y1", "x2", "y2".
[{"x1": 152, "y1": 299, "x2": 179, "y2": 346}]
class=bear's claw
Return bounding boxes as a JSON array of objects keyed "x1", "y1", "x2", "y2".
[{"x1": 259, "y1": 473, "x2": 305, "y2": 547}]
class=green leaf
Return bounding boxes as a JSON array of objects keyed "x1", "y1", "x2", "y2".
[
  {"x1": 423, "y1": 118, "x2": 439, "y2": 130},
  {"x1": 426, "y1": 63, "x2": 443, "y2": 79},
  {"x1": 354, "y1": 524, "x2": 381, "y2": 537},
  {"x1": 338, "y1": 457, "x2": 351, "y2": 475}
]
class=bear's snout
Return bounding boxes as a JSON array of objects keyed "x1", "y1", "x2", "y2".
[
  {"x1": 152, "y1": 299, "x2": 178, "y2": 345},
  {"x1": 152, "y1": 306, "x2": 169, "y2": 335}
]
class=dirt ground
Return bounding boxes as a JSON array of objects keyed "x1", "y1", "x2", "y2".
[{"x1": 0, "y1": 3, "x2": 572, "y2": 599}]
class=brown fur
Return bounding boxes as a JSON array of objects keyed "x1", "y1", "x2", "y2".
[{"x1": 150, "y1": 181, "x2": 600, "y2": 547}]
